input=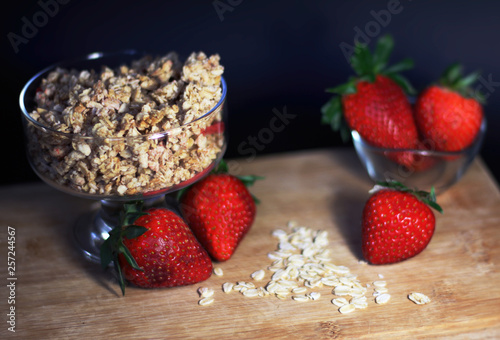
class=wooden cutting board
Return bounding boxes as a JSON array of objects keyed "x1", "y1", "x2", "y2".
[{"x1": 1, "y1": 148, "x2": 500, "y2": 339}]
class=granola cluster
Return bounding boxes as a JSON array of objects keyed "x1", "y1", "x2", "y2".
[{"x1": 26, "y1": 52, "x2": 225, "y2": 197}]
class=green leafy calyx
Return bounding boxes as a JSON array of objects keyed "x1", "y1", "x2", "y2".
[
  {"x1": 213, "y1": 159, "x2": 264, "y2": 186},
  {"x1": 100, "y1": 201, "x2": 148, "y2": 296},
  {"x1": 177, "y1": 159, "x2": 264, "y2": 204},
  {"x1": 372, "y1": 181, "x2": 443, "y2": 214},
  {"x1": 439, "y1": 63, "x2": 484, "y2": 103}
]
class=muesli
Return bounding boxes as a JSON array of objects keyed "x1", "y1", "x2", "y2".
[{"x1": 25, "y1": 52, "x2": 225, "y2": 196}]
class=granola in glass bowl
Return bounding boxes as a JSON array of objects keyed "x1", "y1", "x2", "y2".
[{"x1": 21, "y1": 51, "x2": 227, "y2": 200}]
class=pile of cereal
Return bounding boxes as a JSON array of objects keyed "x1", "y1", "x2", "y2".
[
  {"x1": 25, "y1": 52, "x2": 225, "y2": 196},
  {"x1": 196, "y1": 221, "x2": 432, "y2": 313}
]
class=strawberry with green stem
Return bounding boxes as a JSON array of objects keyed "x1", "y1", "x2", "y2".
[
  {"x1": 179, "y1": 160, "x2": 263, "y2": 261},
  {"x1": 415, "y1": 63, "x2": 484, "y2": 152},
  {"x1": 361, "y1": 181, "x2": 443, "y2": 265},
  {"x1": 321, "y1": 34, "x2": 422, "y2": 169},
  {"x1": 100, "y1": 201, "x2": 213, "y2": 295}
]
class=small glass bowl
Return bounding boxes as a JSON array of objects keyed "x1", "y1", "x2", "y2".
[{"x1": 351, "y1": 118, "x2": 487, "y2": 194}]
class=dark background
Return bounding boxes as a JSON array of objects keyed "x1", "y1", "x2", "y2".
[{"x1": 3, "y1": 0, "x2": 500, "y2": 186}]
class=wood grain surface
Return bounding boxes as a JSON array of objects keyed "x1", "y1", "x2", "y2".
[{"x1": 1, "y1": 148, "x2": 500, "y2": 339}]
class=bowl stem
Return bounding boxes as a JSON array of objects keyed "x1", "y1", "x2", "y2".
[{"x1": 73, "y1": 196, "x2": 174, "y2": 263}]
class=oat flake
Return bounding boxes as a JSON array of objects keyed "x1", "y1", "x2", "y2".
[
  {"x1": 408, "y1": 292, "x2": 431, "y2": 305},
  {"x1": 375, "y1": 293, "x2": 391, "y2": 304},
  {"x1": 339, "y1": 304, "x2": 356, "y2": 314},
  {"x1": 213, "y1": 267, "x2": 224, "y2": 276}
]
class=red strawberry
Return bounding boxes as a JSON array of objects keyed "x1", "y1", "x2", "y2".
[
  {"x1": 201, "y1": 121, "x2": 225, "y2": 135},
  {"x1": 361, "y1": 182, "x2": 442, "y2": 265},
  {"x1": 179, "y1": 161, "x2": 262, "y2": 261},
  {"x1": 101, "y1": 203, "x2": 212, "y2": 294},
  {"x1": 322, "y1": 35, "x2": 421, "y2": 169},
  {"x1": 342, "y1": 74, "x2": 418, "y2": 151},
  {"x1": 415, "y1": 63, "x2": 484, "y2": 152}
]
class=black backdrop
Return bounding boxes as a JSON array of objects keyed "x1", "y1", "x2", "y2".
[{"x1": 3, "y1": 0, "x2": 500, "y2": 186}]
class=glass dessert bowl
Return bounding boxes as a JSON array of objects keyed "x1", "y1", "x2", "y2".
[
  {"x1": 20, "y1": 50, "x2": 227, "y2": 262},
  {"x1": 351, "y1": 118, "x2": 486, "y2": 194}
]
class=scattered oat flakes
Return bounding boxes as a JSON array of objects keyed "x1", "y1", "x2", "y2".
[
  {"x1": 374, "y1": 287, "x2": 389, "y2": 294},
  {"x1": 292, "y1": 287, "x2": 308, "y2": 294},
  {"x1": 373, "y1": 281, "x2": 387, "y2": 288},
  {"x1": 408, "y1": 292, "x2": 431, "y2": 305},
  {"x1": 251, "y1": 269, "x2": 266, "y2": 281},
  {"x1": 332, "y1": 297, "x2": 349, "y2": 307},
  {"x1": 339, "y1": 304, "x2": 356, "y2": 314},
  {"x1": 321, "y1": 277, "x2": 339, "y2": 287},
  {"x1": 257, "y1": 287, "x2": 269, "y2": 297},
  {"x1": 292, "y1": 295, "x2": 309, "y2": 302},
  {"x1": 351, "y1": 296, "x2": 368, "y2": 309},
  {"x1": 333, "y1": 285, "x2": 352, "y2": 296},
  {"x1": 222, "y1": 282, "x2": 233, "y2": 293},
  {"x1": 307, "y1": 292, "x2": 321, "y2": 301},
  {"x1": 198, "y1": 297, "x2": 215, "y2": 306},
  {"x1": 198, "y1": 222, "x2": 396, "y2": 314},
  {"x1": 197, "y1": 287, "x2": 214, "y2": 298},
  {"x1": 260, "y1": 222, "x2": 370, "y2": 311},
  {"x1": 349, "y1": 287, "x2": 365, "y2": 298},
  {"x1": 375, "y1": 293, "x2": 391, "y2": 304},
  {"x1": 213, "y1": 267, "x2": 224, "y2": 276},
  {"x1": 242, "y1": 289, "x2": 259, "y2": 297},
  {"x1": 238, "y1": 281, "x2": 255, "y2": 289},
  {"x1": 271, "y1": 269, "x2": 287, "y2": 281},
  {"x1": 233, "y1": 284, "x2": 247, "y2": 293},
  {"x1": 276, "y1": 293, "x2": 287, "y2": 300}
]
